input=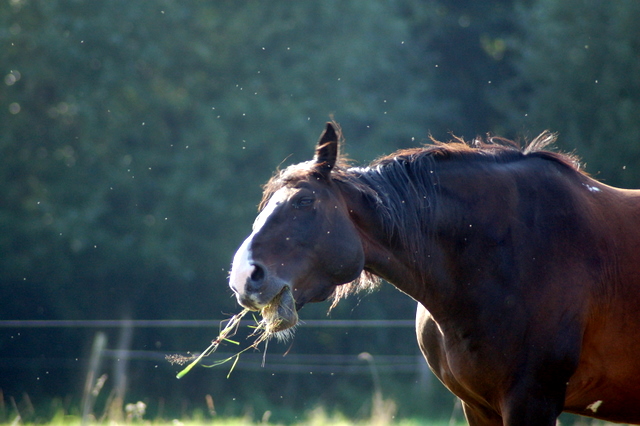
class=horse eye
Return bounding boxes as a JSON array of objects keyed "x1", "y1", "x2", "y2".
[{"x1": 293, "y1": 197, "x2": 314, "y2": 209}]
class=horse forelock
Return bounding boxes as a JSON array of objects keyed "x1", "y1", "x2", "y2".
[
  {"x1": 259, "y1": 161, "x2": 314, "y2": 210},
  {"x1": 259, "y1": 154, "x2": 362, "y2": 210}
]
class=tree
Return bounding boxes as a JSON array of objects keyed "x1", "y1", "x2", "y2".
[{"x1": 497, "y1": 0, "x2": 640, "y2": 187}]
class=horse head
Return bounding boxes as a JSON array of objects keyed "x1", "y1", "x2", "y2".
[{"x1": 229, "y1": 123, "x2": 365, "y2": 332}]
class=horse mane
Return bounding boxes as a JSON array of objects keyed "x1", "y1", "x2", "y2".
[
  {"x1": 260, "y1": 130, "x2": 583, "y2": 307},
  {"x1": 369, "y1": 131, "x2": 581, "y2": 172},
  {"x1": 331, "y1": 131, "x2": 584, "y2": 305}
]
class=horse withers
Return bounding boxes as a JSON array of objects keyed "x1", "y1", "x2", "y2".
[{"x1": 229, "y1": 122, "x2": 640, "y2": 425}]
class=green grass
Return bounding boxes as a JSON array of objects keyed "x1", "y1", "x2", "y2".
[
  {"x1": 0, "y1": 390, "x2": 462, "y2": 426},
  {"x1": 0, "y1": 415, "x2": 460, "y2": 426},
  {"x1": 0, "y1": 403, "x2": 462, "y2": 426}
]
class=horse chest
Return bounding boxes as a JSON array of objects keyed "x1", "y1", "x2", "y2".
[{"x1": 416, "y1": 304, "x2": 520, "y2": 405}]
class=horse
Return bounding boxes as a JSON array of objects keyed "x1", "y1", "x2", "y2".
[{"x1": 229, "y1": 122, "x2": 640, "y2": 425}]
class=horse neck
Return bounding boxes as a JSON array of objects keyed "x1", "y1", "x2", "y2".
[{"x1": 340, "y1": 168, "x2": 438, "y2": 303}]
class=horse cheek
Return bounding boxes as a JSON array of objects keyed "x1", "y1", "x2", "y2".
[{"x1": 321, "y1": 226, "x2": 364, "y2": 283}]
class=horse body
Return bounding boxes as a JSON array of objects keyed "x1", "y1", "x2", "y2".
[
  {"x1": 229, "y1": 123, "x2": 640, "y2": 425},
  {"x1": 412, "y1": 169, "x2": 640, "y2": 423}
]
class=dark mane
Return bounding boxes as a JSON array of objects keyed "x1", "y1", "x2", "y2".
[
  {"x1": 332, "y1": 131, "x2": 584, "y2": 302},
  {"x1": 370, "y1": 131, "x2": 581, "y2": 172}
]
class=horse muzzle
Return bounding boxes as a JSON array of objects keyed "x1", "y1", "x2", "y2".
[
  {"x1": 229, "y1": 261, "x2": 300, "y2": 333},
  {"x1": 229, "y1": 261, "x2": 287, "y2": 311}
]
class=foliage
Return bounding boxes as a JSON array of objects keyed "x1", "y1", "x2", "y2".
[{"x1": 497, "y1": 0, "x2": 640, "y2": 187}]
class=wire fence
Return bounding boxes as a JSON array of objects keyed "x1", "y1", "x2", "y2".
[
  {"x1": 0, "y1": 319, "x2": 415, "y2": 328},
  {"x1": 0, "y1": 319, "x2": 429, "y2": 376}
]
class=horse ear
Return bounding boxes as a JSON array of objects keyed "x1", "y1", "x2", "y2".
[{"x1": 314, "y1": 122, "x2": 339, "y2": 179}]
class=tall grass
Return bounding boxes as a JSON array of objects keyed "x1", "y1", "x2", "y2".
[
  {"x1": 0, "y1": 390, "x2": 459, "y2": 426},
  {"x1": 1, "y1": 395, "x2": 629, "y2": 426},
  {"x1": 0, "y1": 401, "x2": 460, "y2": 426}
]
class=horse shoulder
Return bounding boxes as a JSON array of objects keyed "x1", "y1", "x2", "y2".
[{"x1": 415, "y1": 304, "x2": 495, "y2": 408}]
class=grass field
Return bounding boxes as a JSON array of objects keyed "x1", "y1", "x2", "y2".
[
  {"x1": 0, "y1": 395, "x2": 625, "y2": 426},
  {"x1": 0, "y1": 413, "x2": 460, "y2": 426},
  {"x1": 0, "y1": 399, "x2": 459, "y2": 426},
  {"x1": 0, "y1": 412, "x2": 628, "y2": 426},
  {"x1": 0, "y1": 400, "x2": 462, "y2": 426},
  {"x1": 0, "y1": 420, "x2": 459, "y2": 426},
  {"x1": 0, "y1": 411, "x2": 629, "y2": 426}
]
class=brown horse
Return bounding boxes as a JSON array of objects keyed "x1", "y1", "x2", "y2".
[{"x1": 229, "y1": 122, "x2": 640, "y2": 425}]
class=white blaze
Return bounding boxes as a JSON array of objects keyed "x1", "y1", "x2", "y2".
[
  {"x1": 229, "y1": 236, "x2": 254, "y2": 293},
  {"x1": 229, "y1": 188, "x2": 288, "y2": 295}
]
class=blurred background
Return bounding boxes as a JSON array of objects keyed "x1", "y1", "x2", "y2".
[{"x1": 1, "y1": 0, "x2": 640, "y2": 423}]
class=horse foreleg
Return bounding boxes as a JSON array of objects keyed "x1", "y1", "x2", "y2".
[
  {"x1": 463, "y1": 399, "x2": 561, "y2": 426},
  {"x1": 462, "y1": 402, "x2": 503, "y2": 426},
  {"x1": 500, "y1": 386, "x2": 564, "y2": 426}
]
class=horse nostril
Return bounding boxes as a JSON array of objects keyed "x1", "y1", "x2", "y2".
[{"x1": 250, "y1": 263, "x2": 265, "y2": 283}]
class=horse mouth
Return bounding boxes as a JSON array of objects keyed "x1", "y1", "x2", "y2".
[{"x1": 261, "y1": 286, "x2": 299, "y2": 335}]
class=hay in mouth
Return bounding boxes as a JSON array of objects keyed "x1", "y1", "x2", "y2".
[
  {"x1": 258, "y1": 286, "x2": 298, "y2": 341},
  {"x1": 167, "y1": 286, "x2": 298, "y2": 377}
]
